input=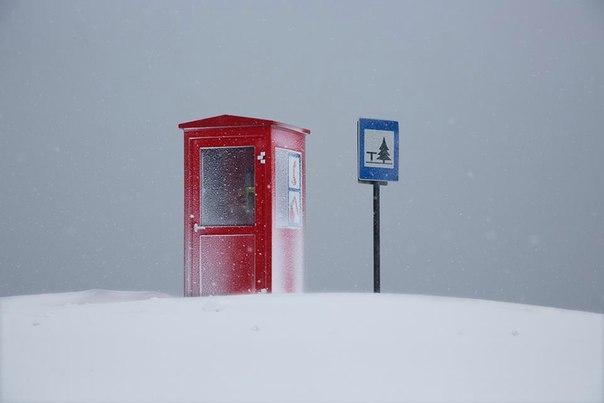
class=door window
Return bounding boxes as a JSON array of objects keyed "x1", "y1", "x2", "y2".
[{"x1": 200, "y1": 147, "x2": 255, "y2": 226}]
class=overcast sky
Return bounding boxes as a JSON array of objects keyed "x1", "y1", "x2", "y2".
[{"x1": 1, "y1": 0, "x2": 603, "y2": 312}]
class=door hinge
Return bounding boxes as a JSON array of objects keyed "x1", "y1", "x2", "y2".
[{"x1": 257, "y1": 151, "x2": 266, "y2": 164}]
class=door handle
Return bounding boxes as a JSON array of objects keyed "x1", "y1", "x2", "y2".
[{"x1": 193, "y1": 223, "x2": 205, "y2": 233}]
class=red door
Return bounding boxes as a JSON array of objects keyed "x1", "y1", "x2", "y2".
[{"x1": 187, "y1": 135, "x2": 267, "y2": 296}]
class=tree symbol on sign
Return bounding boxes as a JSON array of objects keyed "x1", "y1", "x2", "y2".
[{"x1": 377, "y1": 137, "x2": 391, "y2": 164}]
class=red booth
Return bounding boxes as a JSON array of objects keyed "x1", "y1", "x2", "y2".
[{"x1": 178, "y1": 115, "x2": 310, "y2": 296}]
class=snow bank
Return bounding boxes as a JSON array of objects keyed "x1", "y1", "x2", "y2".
[{"x1": 1, "y1": 291, "x2": 602, "y2": 402}]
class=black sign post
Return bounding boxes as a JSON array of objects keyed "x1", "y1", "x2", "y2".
[{"x1": 373, "y1": 181, "x2": 385, "y2": 292}]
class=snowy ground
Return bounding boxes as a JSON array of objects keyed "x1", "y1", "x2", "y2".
[{"x1": 1, "y1": 290, "x2": 602, "y2": 403}]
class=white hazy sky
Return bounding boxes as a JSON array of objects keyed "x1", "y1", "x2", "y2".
[{"x1": 1, "y1": 0, "x2": 603, "y2": 312}]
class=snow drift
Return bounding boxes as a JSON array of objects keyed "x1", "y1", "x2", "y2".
[{"x1": 1, "y1": 290, "x2": 602, "y2": 402}]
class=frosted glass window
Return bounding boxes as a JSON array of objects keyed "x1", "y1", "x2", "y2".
[{"x1": 201, "y1": 147, "x2": 255, "y2": 226}]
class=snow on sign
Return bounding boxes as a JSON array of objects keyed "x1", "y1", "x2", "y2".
[{"x1": 358, "y1": 118, "x2": 399, "y2": 182}]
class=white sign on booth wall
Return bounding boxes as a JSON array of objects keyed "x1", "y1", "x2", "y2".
[
  {"x1": 287, "y1": 153, "x2": 302, "y2": 226},
  {"x1": 276, "y1": 148, "x2": 302, "y2": 228}
]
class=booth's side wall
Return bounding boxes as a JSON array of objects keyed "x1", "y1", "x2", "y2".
[{"x1": 270, "y1": 127, "x2": 307, "y2": 293}]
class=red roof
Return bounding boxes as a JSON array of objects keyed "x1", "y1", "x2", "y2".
[{"x1": 178, "y1": 114, "x2": 310, "y2": 134}]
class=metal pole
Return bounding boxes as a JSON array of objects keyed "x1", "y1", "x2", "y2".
[{"x1": 373, "y1": 182, "x2": 380, "y2": 293}]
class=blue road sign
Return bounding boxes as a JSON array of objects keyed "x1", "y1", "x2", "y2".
[{"x1": 358, "y1": 118, "x2": 399, "y2": 182}]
